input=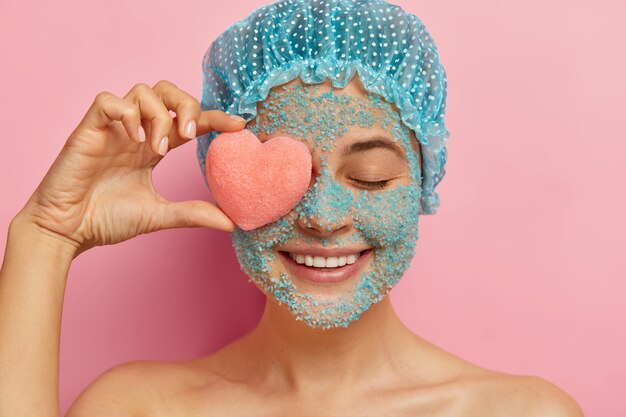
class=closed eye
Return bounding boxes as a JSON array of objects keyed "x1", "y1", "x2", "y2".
[{"x1": 348, "y1": 177, "x2": 391, "y2": 190}]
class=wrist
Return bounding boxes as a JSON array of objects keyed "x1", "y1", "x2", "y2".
[{"x1": 9, "y1": 211, "x2": 79, "y2": 262}]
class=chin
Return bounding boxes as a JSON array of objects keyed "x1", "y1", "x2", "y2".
[{"x1": 236, "y1": 243, "x2": 400, "y2": 329}]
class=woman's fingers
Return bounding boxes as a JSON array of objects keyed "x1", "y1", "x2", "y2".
[
  {"x1": 195, "y1": 110, "x2": 247, "y2": 138},
  {"x1": 166, "y1": 110, "x2": 247, "y2": 151},
  {"x1": 80, "y1": 81, "x2": 247, "y2": 157},
  {"x1": 145, "y1": 80, "x2": 248, "y2": 152},
  {"x1": 156, "y1": 199, "x2": 236, "y2": 232},
  {"x1": 78, "y1": 92, "x2": 144, "y2": 143},
  {"x1": 123, "y1": 83, "x2": 174, "y2": 155},
  {"x1": 152, "y1": 80, "x2": 201, "y2": 145}
]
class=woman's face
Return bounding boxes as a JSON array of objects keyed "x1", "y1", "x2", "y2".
[{"x1": 231, "y1": 75, "x2": 423, "y2": 329}]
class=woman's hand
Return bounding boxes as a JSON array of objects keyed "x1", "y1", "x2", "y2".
[{"x1": 17, "y1": 80, "x2": 245, "y2": 259}]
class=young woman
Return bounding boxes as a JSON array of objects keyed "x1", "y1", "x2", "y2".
[{"x1": 0, "y1": 0, "x2": 583, "y2": 415}]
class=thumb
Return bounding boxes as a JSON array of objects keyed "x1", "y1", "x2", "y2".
[{"x1": 157, "y1": 199, "x2": 236, "y2": 232}]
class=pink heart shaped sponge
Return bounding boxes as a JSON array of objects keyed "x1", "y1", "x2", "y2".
[{"x1": 205, "y1": 129, "x2": 312, "y2": 231}]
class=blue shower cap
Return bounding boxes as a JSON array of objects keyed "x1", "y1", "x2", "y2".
[{"x1": 197, "y1": 0, "x2": 450, "y2": 215}]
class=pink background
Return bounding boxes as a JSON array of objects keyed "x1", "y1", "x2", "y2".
[{"x1": 1, "y1": 1, "x2": 624, "y2": 415}]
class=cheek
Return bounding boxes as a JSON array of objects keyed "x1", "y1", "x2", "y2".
[
  {"x1": 230, "y1": 216, "x2": 297, "y2": 277},
  {"x1": 353, "y1": 183, "x2": 421, "y2": 247}
]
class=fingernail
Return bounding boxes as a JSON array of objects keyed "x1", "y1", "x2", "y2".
[
  {"x1": 229, "y1": 114, "x2": 246, "y2": 122},
  {"x1": 184, "y1": 120, "x2": 196, "y2": 139},
  {"x1": 138, "y1": 126, "x2": 146, "y2": 142},
  {"x1": 158, "y1": 136, "x2": 169, "y2": 156}
]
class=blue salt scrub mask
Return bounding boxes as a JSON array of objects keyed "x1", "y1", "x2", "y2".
[
  {"x1": 196, "y1": 0, "x2": 451, "y2": 329},
  {"x1": 230, "y1": 80, "x2": 422, "y2": 329}
]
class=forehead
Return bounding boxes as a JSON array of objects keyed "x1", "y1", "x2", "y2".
[
  {"x1": 271, "y1": 73, "x2": 370, "y2": 99},
  {"x1": 246, "y1": 74, "x2": 421, "y2": 158}
]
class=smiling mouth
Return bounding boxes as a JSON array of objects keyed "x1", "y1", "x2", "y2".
[{"x1": 278, "y1": 249, "x2": 373, "y2": 284}]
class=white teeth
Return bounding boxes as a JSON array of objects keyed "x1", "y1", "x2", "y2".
[
  {"x1": 288, "y1": 252, "x2": 361, "y2": 268},
  {"x1": 313, "y1": 256, "x2": 325, "y2": 267},
  {"x1": 326, "y1": 257, "x2": 339, "y2": 267}
]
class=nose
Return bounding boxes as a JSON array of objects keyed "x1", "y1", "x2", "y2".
[
  {"x1": 296, "y1": 213, "x2": 352, "y2": 237},
  {"x1": 296, "y1": 159, "x2": 354, "y2": 237}
]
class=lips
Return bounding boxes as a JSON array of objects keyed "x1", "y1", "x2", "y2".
[{"x1": 278, "y1": 248, "x2": 373, "y2": 284}]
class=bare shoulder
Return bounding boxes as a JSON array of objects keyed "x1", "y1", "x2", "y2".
[
  {"x1": 65, "y1": 359, "x2": 203, "y2": 417},
  {"x1": 515, "y1": 375, "x2": 585, "y2": 417},
  {"x1": 462, "y1": 372, "x2": 585, "y2": 417}
]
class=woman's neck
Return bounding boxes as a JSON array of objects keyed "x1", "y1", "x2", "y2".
[{"x1": 243, "y1": 295, "x2": 419, "y2": 393}]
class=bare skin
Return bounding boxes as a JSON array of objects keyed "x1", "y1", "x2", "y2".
[{"x1": 0, "y1": 77, "x2": 584, "y2": 417}]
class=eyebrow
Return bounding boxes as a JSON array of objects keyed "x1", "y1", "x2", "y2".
[{"x1": 341, "y1": 136, "x2": 406, "y2": 160}]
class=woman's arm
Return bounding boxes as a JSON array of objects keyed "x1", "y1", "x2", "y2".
[
  {"x1": 0, "y1": 214, "x2": 142, "y2": 417},
  {"x1": 0, "y1": 80, "x2": 245, "y2": 417},
  {"x1": 0, "y1": 213, "x2": 75, "y2": 417}
]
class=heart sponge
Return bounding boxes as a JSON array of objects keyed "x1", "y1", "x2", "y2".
[{"x1": 205, "y1": 129, "x2": 312, "y2": 231}]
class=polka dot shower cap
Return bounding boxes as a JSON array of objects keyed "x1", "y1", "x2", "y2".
[{"x1": 197, "y1": 0, "x2": 450, "y2": 215}]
